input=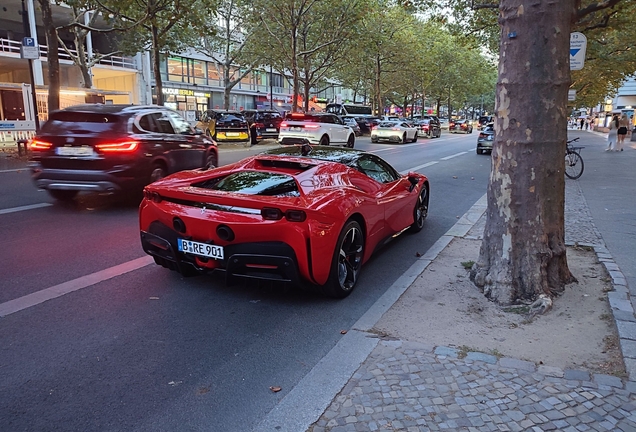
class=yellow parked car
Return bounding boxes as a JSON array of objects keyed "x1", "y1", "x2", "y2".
[{"x1": 196, "y1": 109, "x2": 250, "y2": 143}]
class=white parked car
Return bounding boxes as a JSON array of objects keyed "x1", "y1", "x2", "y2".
[
  {"x1": 278, "y1": 113, "x2": 355, "y2": 147},
  {"x1": 371, "y1": 121, "x2": 419, "y2": 144}
]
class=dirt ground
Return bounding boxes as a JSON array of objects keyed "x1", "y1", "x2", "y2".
[{"x1": 374, "y1": 237, "x2": 626, "y2": 377}]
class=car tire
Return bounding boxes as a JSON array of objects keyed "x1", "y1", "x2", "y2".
[
  {"x1": 371, "y1": 137, "x2": 378, "y2": 143},
  {"x1": 412, "y1": 132, "x2": 418, "y2": 143},
  {"x1": 319, "y1": 135, "x2": 330, "y2": 146},
  {"x1": 347, "y1": 134, "x2": 355, "y2": 148},
  {"x1": 409, "y1": 183, "x2": 429, "y2": 233},
  {"x1": 402, "y1": 133, "x2": 406, "y2": 144},
  {"x1": 150, "y1": 163, "x2": 167, "y2": 183},
  {"x1": 48, "y1": 190, "x2": 78, "y2": 201},
  {"x1": 322, "y1": 220, "x2": 365, "y2": 298},
  {"x1": 477, "y1": 147, "x2": 483, "y2": 155},
  {"x1": 204, "y1": 152, "x2": 218, "y2": 169}
]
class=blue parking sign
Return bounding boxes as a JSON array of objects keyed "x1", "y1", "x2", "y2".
[{"x1": 23, "y1": 37, "x2": 36, "y2": 47}]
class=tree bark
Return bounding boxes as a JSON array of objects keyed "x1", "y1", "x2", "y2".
[
  {"x1": 470, "y1": 0, "x2": 576, "y2": 305},
  {"x1": 151, "y1": 24, "x2": 163, "y2": 106},
  {"x1": 39, "y1": 0, "x2": 60, "y2": 112}
]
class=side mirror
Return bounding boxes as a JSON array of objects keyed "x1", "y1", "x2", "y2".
[{"x1": 408, "y1": 175, "x2": 419, "y2": 192}]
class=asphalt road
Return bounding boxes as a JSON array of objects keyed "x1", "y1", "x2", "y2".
[{"x1": 0, "y1": 131, "x2": 491, "y2": 431}]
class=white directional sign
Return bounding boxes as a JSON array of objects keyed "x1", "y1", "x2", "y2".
[
  {"x1": 20, "y1": 37, "x2": 39, "y2": 60},
  {"x1": 570, "y1": 32, "x2": 587, "y2": 70}
]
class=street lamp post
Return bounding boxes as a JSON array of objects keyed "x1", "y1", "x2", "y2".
[{"x1": 21, "y1": 0, "x2": 40, "y2": 132}]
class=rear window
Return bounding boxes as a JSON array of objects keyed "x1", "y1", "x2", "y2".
[
  {"x1": 379, "y1": 121, "x2": 397, "y2": 127},
  {"x1": 285, "y1": 114, "x2": 326, "y2": 123},
  {"x1": 41, "y1": 112, "x2": 124, "y2": 134},
  {"x1": 218, "y1": 113, "x2": 245, "y2": 122},
  {"x1": 257, "y1": 112, "x2": 281, "y2": 120},
  {"x1": 194, "y1": 171, "x2": 300, "y2": 197}
]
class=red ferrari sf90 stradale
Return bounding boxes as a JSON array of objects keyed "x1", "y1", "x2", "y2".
[{"x1": 139, "y1": 145, "x2": 429, "y2": 298}]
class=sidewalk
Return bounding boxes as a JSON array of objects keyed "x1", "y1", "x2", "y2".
[{"x1": 256, "y1": 131, "x2": 636, "y2": 432}]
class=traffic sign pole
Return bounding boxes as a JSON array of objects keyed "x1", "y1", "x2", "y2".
[{"x1": 21, "y1": 0, "x2": 39, "y2": 132}]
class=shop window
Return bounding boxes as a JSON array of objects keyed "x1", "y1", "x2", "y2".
[
  {"x1": 168, "y1": 57, "x2": 185, "y2": 82},
  {"x1": 207, "y1": 64, "x2": 222, "y2": 86},
  {"x1": 191, "y1": 60, "x2": 206, "y2": 85}
]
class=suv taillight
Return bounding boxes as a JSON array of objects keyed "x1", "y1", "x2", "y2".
[
  {"x1": 29, "y1": 139, "x2": 52, "y2": 151},
  {"x1": 96, "y1": 141, "x2": 139, "y2": 153}
]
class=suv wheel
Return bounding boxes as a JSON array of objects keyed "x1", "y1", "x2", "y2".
[
  {"x1": 347, "y1": 134, "x2": 355, "y2": 148},
  {"x1": 319, "y1": 135, "x2": 330, "y2": 146}
]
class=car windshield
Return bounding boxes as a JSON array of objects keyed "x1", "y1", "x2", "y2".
[
  {"x1": 194, "y1": 171, "x2": 300, "y2": 197},
  {"x1": 258, "y1": 112, "x2": 281, "y2": 120},
  {"x1": 41, "y1": 112, "x2": 124, "y2": 134}
]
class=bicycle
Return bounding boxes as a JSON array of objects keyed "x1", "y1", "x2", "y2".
[{"x1": 565, "y1": 137, "x2": 584, "y2": 179}]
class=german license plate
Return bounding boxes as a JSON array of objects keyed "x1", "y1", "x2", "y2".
[
  {"x1": 226, "y1": 132, "x2": 240, "y2": 137},
  {"x1": 178, "y1": 239, "x2": 224, "y2": 260},
  {"x1": 266, "y1": 128, "x2": 277, "y2": 132},
  {"x1": 56, "y1": 146, "x2": 95, "y2": 157},
  {"x1": 291, "y1": 127, "x2": 302, "y2": 131}
]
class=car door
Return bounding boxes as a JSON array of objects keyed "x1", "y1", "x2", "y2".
[
  {"x1": 166, "y1": 110, "x2": 207, "y2": 170},
  {"x1": 134, "y1": 112, "x2": 173, "y2": 171},
  {"x1": 331, "y1": 114, "x2": 349, "y2": 143},
  {"x1": 357, "y1": 155, "x2": 414, "y2": 234}
]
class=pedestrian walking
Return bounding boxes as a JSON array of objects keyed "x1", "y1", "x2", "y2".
[
  {"x1": 606, "y1": 114, "x2": 619, "y2": 151},
  {"x1": 616, "y1": 114, "x2": 629, "y2": 151},
  {"x1": 579, "y1": 118, "x2": 584, "y2": 129}
]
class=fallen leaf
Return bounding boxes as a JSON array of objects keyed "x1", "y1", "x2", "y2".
[
  {"x1": 269, "y1": 386, "x2": 282, "y2": 392},
  {"x1": 149, "y1": 297, "x2": 159, "y2": 300},
  {"x1": 471, "y1": 177, "x2": 475, "y2": 180},
  {"x1": 340, "y1": 330, "x2": 347, "y2": 334},
  {"x1": 452, "y1": 176, "x2": 458, "y2": 179},
  {"x1": 415, "y1": 252, "x2": 422, "y2": 257}
]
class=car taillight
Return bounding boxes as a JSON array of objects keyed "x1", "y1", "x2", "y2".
[
  {"x1": 285, "y1": 210, "x2": 306, "y2": 222},
  {"x1": 391, "y1": 127, "x2": 401, "y2": 131},
  {"x1": 143, "y1": 188, "x2": 162, "y2": 203},
  {"x1": 261, "y1": 207, "x2": 306, "y2": 222},
  {"x1": 280, "y1": 122, "x2": 288, "y2": 127},
  {"x1": 304, "y1": 124, "x2": 320, "y2": 129},
  {"x1": 29, "y1": 139, "x2": 52, "y2": 151},
  {"x1": 449, "y1": 123, "x2": 455, "y2": 128},
  {"x1": 479, "y1": 133, "x2": 488, "y2": 138},
  {"x1": 253, "y1": 122, "x2": 265, "y2": 128},
  {"x1": 96, "y1": 141, "x2": 139, "y2": 153}
]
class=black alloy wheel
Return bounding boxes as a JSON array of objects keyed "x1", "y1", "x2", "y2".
[
  {"x1": 150, "y1": 163, "x2": 167, "y2": 183},
  {"x1": 347, "y1": 134, "x2": 355, "y2": 148},
  {"x1": 319, "y1": 135, "x2": 330, "y2": 146},
  {"x1": 409, "y1": 184, "x2": 429, "y2": 233},
  {"x1": 204, "y1": 153, "x2": 217, "y2": 169},
  {"x1": 323, "y1": 220, "x2": 365, "y2": 298}
]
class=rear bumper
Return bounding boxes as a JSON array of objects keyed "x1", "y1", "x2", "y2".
[
  {"x1": 29, "y1": 163, "x2": 141, "y2": 192},
  {"x1": 141, "y1": 224, "x2": 302, "y2": 285}
]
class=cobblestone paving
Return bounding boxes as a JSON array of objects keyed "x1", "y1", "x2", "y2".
[
  {"x1": 310, "y1": 341, "x2": 636, "y2": 432},
  {"x1": 308, "y1": 175, "x2": 636, "y2": 432}
]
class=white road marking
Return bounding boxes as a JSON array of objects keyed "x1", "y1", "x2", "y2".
[
  {"x1": 400, "y1": 161, "x2": 439, "y2": 174},
  {"x1": 0, "y1": 256, "x2": 154, "y2": 317},
  {"x1": 0, "y1": 168, "x2": 27, "y2": 173},
  {"x1": 440, "y1": 151, "x2": 467, "y2": 160},
  {"x1": 0, "y1": 203, "x2": 52, "y2": 215}
]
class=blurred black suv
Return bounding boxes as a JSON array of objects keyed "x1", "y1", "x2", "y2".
[
  {"x1": 241, "y1": 109, "x2": 283, "y2": 144},
  {"x1": 28, "y1": 104, "x2": 218, "y2": 201}
]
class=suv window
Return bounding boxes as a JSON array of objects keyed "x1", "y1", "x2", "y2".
[
  {"x1": 154, "y1": 112, "x2": 176, "y2": 134},
  {"x1": 167, "y1": 111, "x2": 192, "y2": 134}
]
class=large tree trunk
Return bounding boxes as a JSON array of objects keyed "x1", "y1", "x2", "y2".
[
  {"x1": 151, "y1": 24, "x2": 163, "y2": 106},
  {"x1": 224, "y1": 67, "x2": 231, "y2": 110},
  {"x1": 470, "y1": 0, "x2": 576, "y2": 305},
  {"x1": 375, "y1": 55, "x2": 382, "y2": 116},
  {"x1": 39, "y1": 0, "x2": 60, "y2": 112}
]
